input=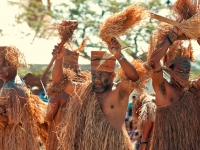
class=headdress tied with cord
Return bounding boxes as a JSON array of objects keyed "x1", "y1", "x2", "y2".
[{"x1": 91, "y1": 51, "x2": 116, "y2": 72}]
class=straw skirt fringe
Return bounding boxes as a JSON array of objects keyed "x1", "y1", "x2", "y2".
[
  {"x1": 150, "y1": 91, "x2": 200, "y2": 150},
  {"x1": 58, "y1": 83, "x2": 134, "y2": 150}
]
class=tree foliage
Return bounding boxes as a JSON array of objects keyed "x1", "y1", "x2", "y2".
[
  {"x1": 15, "y1": 0, "x2": 168, "y2": 58},
  {"x1": 14, "y1": 0, "x2": 200, "y2": 77}
]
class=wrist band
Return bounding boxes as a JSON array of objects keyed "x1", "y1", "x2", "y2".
[
  {"x1": 166, "y1": 31, "x2": 178, "y2": 45},
  {"x1": 140, "y1": 141, "x2": 148, "y2": 145},
  {"x1": 118, "y1": 53, "x2": 125, "y2": 61},
  {"x1": 166, "y1": 36, "x2": 173, "y2": 45}
]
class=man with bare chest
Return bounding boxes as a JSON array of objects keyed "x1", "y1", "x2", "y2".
[
  {"x1": 148, "y1": 24, "x2": 200, "y2": 150},
  {"x1": 50, "y1": 37, "x2": 149, "y2": 150}
]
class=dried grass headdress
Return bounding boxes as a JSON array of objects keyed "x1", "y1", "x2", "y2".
[
  {"x1": 0, "y1": 46, "x2": 28, "y2": 69},
  {"x1": 163, "y1": 40, "x2": 194, "y2": 67}
]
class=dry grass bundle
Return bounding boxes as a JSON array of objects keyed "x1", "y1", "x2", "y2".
[
  {"x1": 54, "y1": 20, "x2": 78, "y2": 43},
  {"x1": 41, "y1": 20, "x2": 78, "y2": 80},
  {"x1": 117, "y1": 59, "x2": 152, "y2": 94},
  {"x1": 178, "y1": 13, "x2": 200, "y2": 39},
  {"x1": 99, "y1": 3, "x2": 147, "y2": 44},
  {"x1": 0, "y1": 46, "x2": 28, "y2": 69},
  {"x1": 172, "y1": 0, "x2": 198, "y2": 20},
  {"x1": 149, "y1": 0, "x2": 200, "y2": 40}
]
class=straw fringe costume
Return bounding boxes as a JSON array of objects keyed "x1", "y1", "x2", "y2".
[
  {"x1": 56, "y1": 51, "x2": 151, "y2": 150},
  {"x1": 0, "y1": 76, "x2": 47, "y2": 150},
  {"x1": 146, "y1": 1, "x2": 200, "y2": 149},
  {"x1": 46, "y1": 69, "x2": 91, "y2": 150},
  {"x1": 150, "y1": 77, "x2": 200, "y2": 150},
  {"x1": 46, "y1": 103, "x2": 66, "y2": 150},
  {"x1": 57, "y1": 83, "x2": 133, "y2": 150},
  {"x1": 132, "y1": 94, "x2": 156, "y2": 149}
]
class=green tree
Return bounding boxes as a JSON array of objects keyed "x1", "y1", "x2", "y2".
[{"x1": 15, "y1": 0, "x2": 168, "y2": 59}]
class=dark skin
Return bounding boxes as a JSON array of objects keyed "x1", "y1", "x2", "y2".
[
  {"x1": 149, "y1": 26, "x2": 200, "y2": 108},
  {"x1": 45, "y1": 92, "x2": 70, "y2": 122},
  {"x1": 51, "y1": 37, "x2": 139, "y2": 130},
  {"x1": 0, "y1": 60, "x2": 26, "y2": 105}
]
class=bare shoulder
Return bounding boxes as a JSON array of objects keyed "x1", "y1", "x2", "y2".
[
  {"x1": 196, "y1": 77, "x2": 200, "y2": 90},
  {"x1": 49, "y1": 95, "x2": 60, "y2": 104},
  {"x1": 116, "y1": 81, "x2": 129, "y2": 94},
  {"x1": 59, "y1": 92, "x2": 70, "y2": 105}
]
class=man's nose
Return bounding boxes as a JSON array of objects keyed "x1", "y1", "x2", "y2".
[{"x1": 93, "y1": 77, "x2": 101, "y2": 82}]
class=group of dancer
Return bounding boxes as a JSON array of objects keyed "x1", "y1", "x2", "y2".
[{"x1": 0, "y1": 0, "x2": 200, "y2": 150}]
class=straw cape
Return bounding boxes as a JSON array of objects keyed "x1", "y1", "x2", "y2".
[
  {"x1": 146, "y1": 1, "x2": 200, "y2": 149},
  {"x1": 150, "y1": 88, "x2": 200, "y2": 150},
  {"x1": 45, "y1": 38, "x2": 90, "y2": 150},
  {"x1": 55, "y1": 58, "x2": 151, "y2": 149},
  {"x1": 0, "y1": 85, "x2": 47, "y2": 150},
  {"x1": 57, "y1": 83, "x2": 134, "y2": 150}
]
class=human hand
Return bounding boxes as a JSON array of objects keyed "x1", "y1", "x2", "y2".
[
  {"x1": 107, "y1": 37, "x2": 122, "y2": 59},
  {"x1": 139, "y1": 144, "x2": 147, "y2": 150},
  {"x1": 51, "y1": 45, "x2": 64, "y2": 60}
]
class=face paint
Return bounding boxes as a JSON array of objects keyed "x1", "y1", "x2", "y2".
[
  {"x1": 181, "y1": 64, "x2": 190, "y2": 75},
  {"x1": 0, "y1": 66, "x2": 10, "y2": 78},
  {"x1": 91, "y1": 70, "x2": 113, "y2": 92},
  {"x1": 173, "y1": 62, "x2": 190, "y2": 80}
]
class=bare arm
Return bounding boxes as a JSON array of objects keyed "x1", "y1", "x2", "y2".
[
  {"x1": 108, "y1": 37, "x2": 139, "y2": 82},
  {"x1": 45, "y1": 96, "x2": 60, "y2": 122},
  {"x1": 52, "y1": 45, "x2": 65, "y2": 84},
  {"x1": 140, "y1": 120, "x2": 153, "y2": 142},
  {"x1": 51, "y1": 46, "x2": 75, "y2": 94},
  {"x1": 139, "y1": 120, "x2": 153, "y2": 150},
  {"x1": 149, "y1": 27, "x2": 185, "y2": 99}
]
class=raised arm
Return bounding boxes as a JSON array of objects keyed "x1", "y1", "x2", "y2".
[
  {"x1": 52, "y1": 45, "x2": 65, "y2": 84},
  {"x1": 149, "y1": 27, "x2": 185, "y2": 94},
  {"x1": 51, "y1": 46, "x2": 74, "y2": 94},
  {"x1": 108, "y1": 37, "x2": 139, "y2": 82}
]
